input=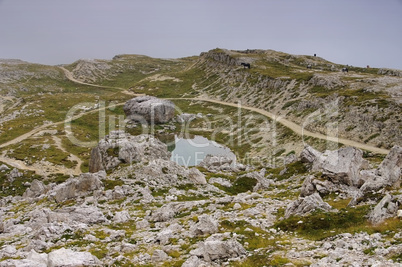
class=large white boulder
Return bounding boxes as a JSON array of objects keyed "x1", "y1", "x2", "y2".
[
  {"x1": 48, "y1": 248, "x2": 101, "y2": 267},
  {"x1": 123, "y1": 95, "x2": 175, "y2": 124}
]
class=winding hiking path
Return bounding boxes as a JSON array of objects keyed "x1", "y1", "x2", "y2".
[
  {"x1": 184, "y1": 97, "x2": 390, "y2": 155},
  {"x1": 59, "y1": 67, "x2": 137, "y2": 96},
  {"x1": 0, "y1": 67, "x2": 390, "y2": 175}
]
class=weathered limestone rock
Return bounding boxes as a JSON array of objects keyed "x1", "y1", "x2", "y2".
[
  {"x1": 187, "y1": 168, "x2": 207, "y2": 185},
  {"x1": 356, "y1": 145, "x2": 401, "y2": 196},
  {"x1": 300, "y1": 146, "x2": 369, "y2": 187},
  {"x1": 48, "y1": 248, "x2": 101, "y2": 267},
  {"x1": 198, "y1": 155, "x2": 235, "y2": 172},
  {"x1": 136, "y1": 219, "x2": 150, "y2": 230},
  {"x1": 300, "y1": 145, "x2": 321, "y2": 164},
  {"x1": 150, "y1": 204, "x2": 177, "y2": 222},
  {"x1": 368, "y1": 194, "x2": 400, "y2": 225},
  {"x1": 300, "y1": 175, "x2": 316, "y2": 197},
  {"x1": 49, "y1": 171, "x2": 105, "y2": 203},
  {"x1": 151, "y1": 249, "x2": 169, "y2": 262},
  {"x1": 190, "y1": 215, "x2": 219, "y2": 236},
  {"x1": 76, "y1": 171, "x2": 105, "y2": 192},
  {"x1": 398, "y1": 210, "x2": 402, "y2": 218},
  {"x1": 182, "y1": 256, "x2": 207, "y2": 267},
  {"x1": 0, "y1": 250, "x2": 48, "y2": 267},
  {"x1": 191, "y1": 238, "x2": 246, "y2": 262},
  {"x1": 50, "y1": 179, "x2": 77, "y2": 203},
  {"x1": 123, "y1": 95, "x2": 175, "y2": 124},
  {"x1": 308, "y1": 73, "x2": 345, "y2": 89},
  {"x1": 283, "y1": 153, "x2": 298, "y2": 165},
  {"x1": 242, "y1": 169, "x2": 271, "y2": 191},
  {"x1": 6, "y1": 168, "x2": 22, "y2": 182},
  {"x1": 375, "y1": 145, "x2": 402, "y2": 188},
  {"x1": 285, "y1": 192, "x2": 332, "y2": 218},
  {"x1": 0, "y1": 164, "x2": 9, "y2": 171},
  {"x1": 89, "y1": 131, "x2": 170, "y2": 173},
  {"x1": 113, "y1": 210, "x2": 131, "y2": 223},
  {"x1": 176, "y1": 113, "x2": 197, "y2": 123},
  {"x1": 47, "y1": 205, "x2": 108, "y2": 224},
  {"x1": 23, "y1": 179, "x2": 46, "y2": 198}
]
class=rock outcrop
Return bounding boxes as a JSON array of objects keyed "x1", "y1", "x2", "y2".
[
  {"x1": 187, "y1": 167, "x2": 207, "y2": 185},
  {"x1": 300, "y1": 146, "x2": 369, "y2": 187},
  {"x1": 190, "y1": 236, "x2": 246, "y2": 262},
  {"x1": 368, "y1": 194, "x2": 400, "y2": 225},
  {"x1": 48, "y1": 248, "x2": 101, "y2": 266},
  {"x1": 285, "y1": 192, "x2": 332, "y2": 218},
  {"x1": 360, "y1": 145, "x2": 402, "y2": 193},
  {"x1": 190, "y1": 215, "x2": 219, "y2": 236},
  {"x1": 198, "y1": 155, "x2": 236, "y2": 172},
  {"x1": 123, "y1": 96, "x2": 175, "y2": 124},
  {"x1": 89, "y1": 131, "x2": 170, "y2": 173},
  {"x1": 48, "y1": 171, "x2": 105, "y2": 203}
]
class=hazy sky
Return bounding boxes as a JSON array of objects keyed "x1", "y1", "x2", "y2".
[{"x1": 1, "y1": 0, "x2": 402, "y2": 69}]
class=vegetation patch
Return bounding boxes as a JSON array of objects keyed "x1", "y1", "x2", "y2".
[
  {"x1": 273, "y1": 205, "x2": 402, "y2": 241},
  {"x1": 217, "y1": 176, "x2": 257, "y2": 195}
]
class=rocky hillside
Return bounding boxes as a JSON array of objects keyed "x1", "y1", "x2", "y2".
[
  {"x1": 186, "y1": 49, "x2": 402, "y2": 150},
  {"x1": 0, "y1": 130, "x2": 401, "y2": 266},
  {"x1": 0, "y1": 48, "x2": 401, "y2": 266}
]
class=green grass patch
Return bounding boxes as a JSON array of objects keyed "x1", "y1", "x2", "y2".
[{"x1": 273, "y1": 205, "x2": 402, "y2": 241}]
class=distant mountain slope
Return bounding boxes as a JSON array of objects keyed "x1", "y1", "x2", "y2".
[{"x1": 180, "y1": 49, "x2": 401, "y2": 149}]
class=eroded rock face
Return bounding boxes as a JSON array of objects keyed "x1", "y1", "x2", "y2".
[
  {"x1": 123, "y1": 96, "x2": 175, "y2": 124},
  {"x1": 23, "y1": 180, "x2": 47, "y2": 199},
  {"x1": 190, "y1": 215, "x2": 219, "y2": 236},
  {"x1": 285, "y1": 192, "x2": 332, "y2": 218},
  {"x1": 358, "y1": 145, "x2": 401, "y2": 195},
  {"x1": 198, "y1": 155, "x2": 235, "y2": 172},
  {"x1": 47, "y1": 171, "x2": 105, "y2": 203},
  {"x1": 187, "y1": 168, "x2": 207, "y2": 185},
  {"x1": 368, "y1": 194, "x2": 400, "y2": 225},
  {"x1": 375, "y1": 145, "x2": 402, "y2": 188},
  {"x1": 190, "y1": 235, "x2": 246, "y2": 262},
  {"x1": 48, "y1": 248, "x2": 101, "y2": 267},
  {"x1": 89, "y1": 131, "x2": 170, "y2": 173},
  {"x1": 300, "y1": 146, "x2": 369, "y2": 187}
]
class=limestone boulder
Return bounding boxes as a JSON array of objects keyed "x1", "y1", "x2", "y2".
[
  {"x1": 359, "y1": 145, "x2": 402, "y2": 194},
  {"x1": 89, "y1": 131, "x2": 170, "y2": 173},
  {"x1": 190, "y1": 215, "x2": 219, "y2": 236},
  {"x1": 187, "y1": 168, "x2": 207, "y2": 185},
  {"x1": 23, "y1": 179, "x2": 47, "y2": 199},
  {"x1": 48, "y1": 248, "x2": 101, "y2": 267},
  {"x1": 285, "y1": 192, "x2": 332, "y2": 218},
  {"x1": 368, "y1": 194, "x2": 400, "y2": 225},
  {"x1": 191, "y1": 238, "x2": 246, "y2": 262},
  {"x1": 375, "y1": 145, "x2": 402, "y2": 188},
  {"x1": 49, "y1": 171, "x2": 105, "y2": 203},
  {"x1": 123, "y1": 95, "x2": 175, "y2": 124},
  {"x1": 300, "y1": 146, "x2": 368, "y2": 187},
  {"x1": 151, "y1": 249, "x2": 169, "y2": 262},
  {"x1": 198, "y1": 155, "x2": 235, "y2": 172}
]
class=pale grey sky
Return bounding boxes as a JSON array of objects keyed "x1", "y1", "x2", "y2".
[{"x1": 1, "y1": 0, "x2": 401, "y2": 69}]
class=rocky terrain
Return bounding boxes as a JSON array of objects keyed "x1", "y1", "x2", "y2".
[
  {"x1": 0, "y1": 130, "x2": 401, "y2": 266},
  {"x1": 0, "y1": 49, "x2": 401, "y2": 266}
]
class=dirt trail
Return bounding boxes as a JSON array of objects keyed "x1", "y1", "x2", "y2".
[
  {"x1": 0, "y1": 67, "x2": 390, "y2": 175},
  {"x1": 0, "y1": 102, "x2": 125, "y2": 149},
  {"x1": 59, "y1": 67, "x2": 139, "y2": 97},
  {"x1": 0, "y1": 102, "x2": 125, "y2": 175},
  {"x1": 59, "y1": 68, "x2": 391, "y2": 154},
  {"x1": 52, "y1": 136, "x2": 83, "y2": 176},
  {"x1": 188, "y1": 97, "x2": 390, "y2": 155}
]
